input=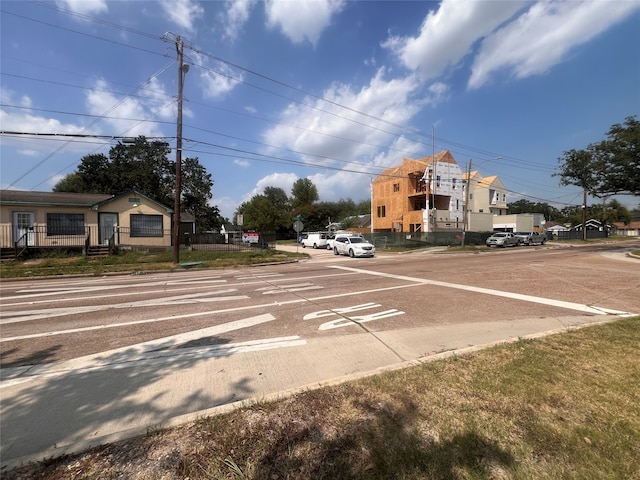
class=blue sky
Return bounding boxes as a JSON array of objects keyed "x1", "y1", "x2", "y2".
[{"x1": 1, "y1": 0, "x2": 639, "y2": 220}]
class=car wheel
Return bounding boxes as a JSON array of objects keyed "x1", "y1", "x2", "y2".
[
  {"x1": 334, "y1": 247, "x2": 339, "y2": 255},
  {"x1": 349, "y1": 249, "x2": 355, "y2": 258},
  {"x1": 302, "y1": 244, "x2": 306, "y2": 248}
]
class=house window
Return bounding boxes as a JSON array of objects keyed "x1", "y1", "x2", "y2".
[
  {"x1": 46, "y1": 213, "x2": 85, "y2": 236},
  {"x1": 131, "y1": 214, "x2": 163, "y2": 237},
  {"x1": 479, "y1": 209, "x2": 484, "y2": 213},
  {"x1": 393, "y1": 183, "x2": 400, "y2": 192},
  {"x1": 377, "y1": 206, "x2": 386, "y2": 218}
]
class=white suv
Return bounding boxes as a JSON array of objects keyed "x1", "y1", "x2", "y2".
[{"x1": 333, "y1": 234, "x2": 375, "y2": 257}]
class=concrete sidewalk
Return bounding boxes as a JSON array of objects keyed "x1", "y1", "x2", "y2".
[{"x1": 0, "y1": 312, "x2": 621, "y2": 471}]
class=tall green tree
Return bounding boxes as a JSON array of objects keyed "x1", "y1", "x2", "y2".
[
  {"x1": 181, "y1": 157, "x2": 221, "y2": 232},
  {"x1": 507, "y1": 199, "x2": 560, "y2": 220},
  {"x1": 107, "y1": 137, "x2": 174, "y2": 204},
  {"x1": 53, "y1": 136, "x2": 221, "y2": 231},
  {"x1": 556, "y1": 116, "x2": 640, "y2": 197},
  {"x1": 290, "y1": 178, "x2": 319, "y2": 209},
  {"x1": 237, "y1": 195, "x2": 282, "y2": 231}
]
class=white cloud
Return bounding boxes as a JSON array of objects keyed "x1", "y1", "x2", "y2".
[
  {"x1": 158, "y1": 0, "x2": 204, "y2": 32},
  {"x1": 199, "y1": 64, "x2": 243, "y2": 99},
  {"x1": 265, "y1": 0, "x2": 346, "y2": 47},
  {"x1": 55, "y1": 0, "x2": 107, "y2": 15},
  {"x1": 382, "y1": 0, "x2": 525, "y2": 80},
  {"x1": 223, "y1": 0, "x2": 257, "y2": 41},
  {"x1": 262, "y1": 67, "x2": 423, "y2": 167},
  {"x1": 190, "y1": 50, "x2": 244, "y2": 99},
  {"x1": 382, "y1": 0, "x2": 640, "y2": 90},
  {"x1": 17, "y1": 149, "x2": 40, "y2": 157},
  {"x1": 241, "y1": 172, "x2": 299, "y2": 205},
  {"x1": 85, "y1": 79, "x2": 164, "y2": 137},
  {"x1": 234, "y1": 159, "x2": 250, "y2": 167},
  {"x1": 469, "y1": 1, "x2": 640, "y2": 89}
]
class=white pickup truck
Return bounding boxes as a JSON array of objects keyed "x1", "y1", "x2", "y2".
[{"x1": 513, "y1": 231, "x2": 547, "y2": 246}]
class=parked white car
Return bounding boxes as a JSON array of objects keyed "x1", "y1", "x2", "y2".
[
  {"x1": 301, "y1": 232, "x2": 328, "y2": 249},
  {"x1": 333, "y1": 234, "x2": 375, "y2": 257},
  {"x1": 326, "y1": 231, "x2": 362, "y2": 250}
]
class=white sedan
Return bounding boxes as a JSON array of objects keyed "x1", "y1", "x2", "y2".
[{"x1": 333, "y1": 235, "x2": 375, "y2": 257}]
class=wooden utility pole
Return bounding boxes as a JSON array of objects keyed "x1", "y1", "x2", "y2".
[
  {"x1": 173, "y1": 36, "x2": 186, "y2": 264},
  {"x1": 461, "y1": 158, "x2": 472, "y2": 248},
  {"x1": 581, "y1": 189, "x2": 587, "y2": 241}
]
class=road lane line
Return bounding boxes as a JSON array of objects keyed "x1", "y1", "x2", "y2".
[
  {"x1": 0, "y1": 290, "x2": 248, "y2": 325},
  {"x1": 0, "y1": 283, "x2": 420, "y2": 342},
  {"x1": 329, "y1": 265, "x2": 634, "y2": 316}
]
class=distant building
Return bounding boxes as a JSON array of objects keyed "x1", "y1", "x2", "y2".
[{"x1": 371, "y1": 150, "x2": 465, "y2": 233}]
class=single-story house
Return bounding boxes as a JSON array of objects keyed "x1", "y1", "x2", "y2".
[
  {"x1": 612, "y1": 221, "x2": 640, "y2": 237},
  {"x1": 573, "y1": 219, "x2": 606, "y2": 232},
  {"x1": 0, "y1": 189, "x2": 174, "y2": 255}
]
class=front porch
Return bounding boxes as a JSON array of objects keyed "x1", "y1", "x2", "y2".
[{"x1": 0, "y1": 225, "x2": 173, "y2": 260}]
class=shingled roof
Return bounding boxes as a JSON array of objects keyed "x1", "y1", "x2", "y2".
[{"x1": 0, "y1": 190, "x2": 112, "y2": 206}]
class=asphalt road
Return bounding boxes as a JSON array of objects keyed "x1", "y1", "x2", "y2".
[{"x1": 1, "y1": 240, "x2": 639, "y2": 469}]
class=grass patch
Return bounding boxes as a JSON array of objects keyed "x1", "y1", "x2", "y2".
[
  {"x1": 7, "y1": 317, "x2": 640, "y2": 479},
  {"x1": 0, "y1": 249, "x2": 306, "y2": 278}
]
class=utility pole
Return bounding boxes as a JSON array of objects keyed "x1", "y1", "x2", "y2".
[
  {"x1": 461, "y1": 158, "x2": 472, "y2": 248},
  {"x1": 581, "y1": 189, "x2": 587, "y2": 241},
  {"x1": 173, "y1": 36, "x2": 188, "y2": 264}
]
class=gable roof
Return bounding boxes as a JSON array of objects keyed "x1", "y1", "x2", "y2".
[
  {"x1": 92, "y1": 189, "x2": 172, "y2": 213},
  {"x1": 0, "y1": 189, "x2": 112, "y2": 207},
  {"x1": 0, "y1": 189, "x2": 172, "y2": 213},
  {"x1": 613, "y1": 221, "x2": 640, "y2": 229},
  {"x1": 374, "y1": 150, "x2": 459, "y2": 182}
]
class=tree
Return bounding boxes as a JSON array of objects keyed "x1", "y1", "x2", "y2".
[
  {"x1": 52, "y1": 172, "x2": 86, "y2": 193},
  {"x1": 53, "y1": 136, "x2": 221, "y2": 231},
  {"x1": 181, "y1": 157, "x2": 221, "y2": 232},
  {"x1": 290, "y1": 178, "x2": 319, "y2": 209},
  {"x1": 507, "y1": 199, "x2": 560, "y2": 221},
  {"x1": 237, "y1": 195, "x2": 282, "y2": 231},
  {"x1": 556, "y1": 116, "x2": 640, "y2": 197}
]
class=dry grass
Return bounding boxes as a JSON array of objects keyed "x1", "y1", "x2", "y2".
[{"x1": 6, "y1": 317, "x2": 640, "y2": 480}]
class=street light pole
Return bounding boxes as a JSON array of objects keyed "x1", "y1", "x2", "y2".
[{"x1": 173, "y1": 36, "x2": 188, "y2": 264}]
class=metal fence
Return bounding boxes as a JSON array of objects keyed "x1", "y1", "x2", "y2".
[
  {"x1": 187, "y1": 231, "x2": 276, "y2": 252},
  {"x1": 364, "y1": 230, "x2": 491, "y2": 248},
  {"x1": 554, "y1": 230, "x2": 607, "y2": 240}
]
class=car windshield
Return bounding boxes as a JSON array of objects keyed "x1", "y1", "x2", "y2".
[
  {"x1": 494, "y1": 233, "x2": 507, "y2": 237},
  {"x1": 349, "y1": 237, "x2": 365, "y2": 243}
]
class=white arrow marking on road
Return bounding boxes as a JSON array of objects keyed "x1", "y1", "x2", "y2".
[
  {"x1": 319, "y1": 309, "x2": 405, "y2": 330},
  {"x1": 303, "y1": 303, "x2": 381, "y2": 320},
  {"x1": 256, "y1": 283, "x2": 324, "y2": 294}
]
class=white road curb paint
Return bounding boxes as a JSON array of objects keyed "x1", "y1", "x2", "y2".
[{"x1": 330, "y1": 265, "x2": 634, "y2": 316}]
